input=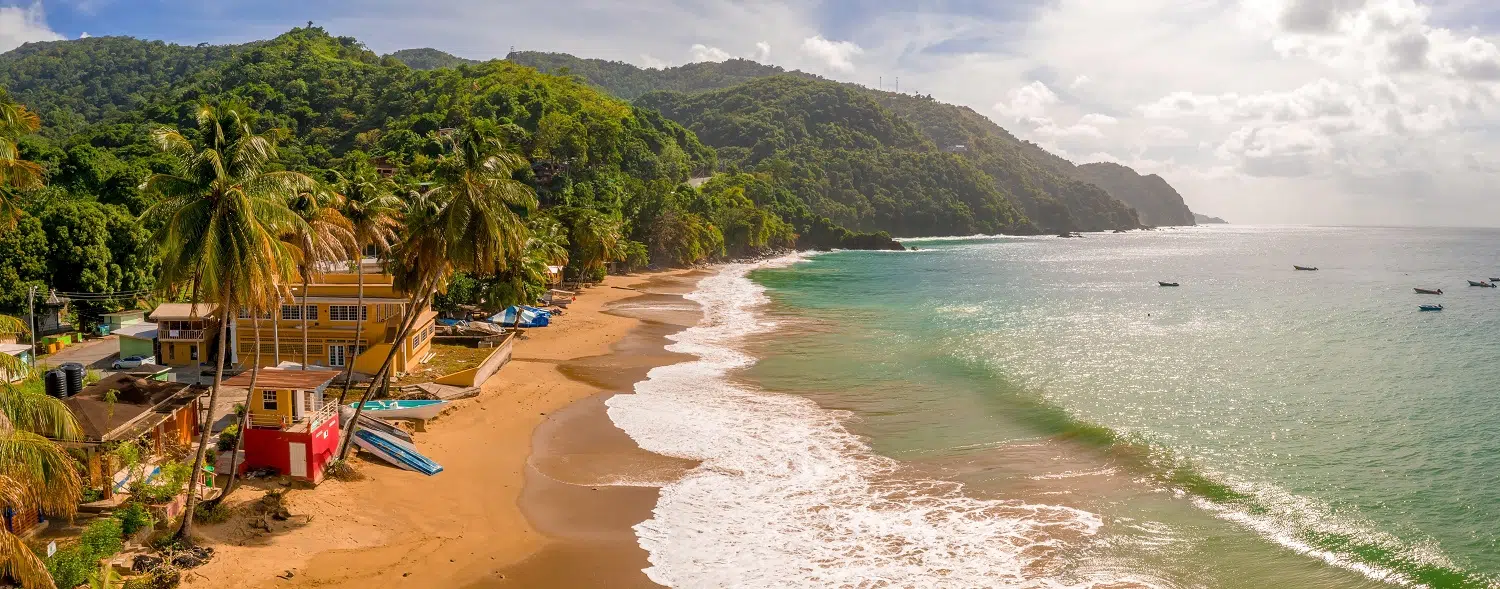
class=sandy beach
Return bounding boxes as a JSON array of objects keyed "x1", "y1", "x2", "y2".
[{"x1": 183, "y1": 269, "x2": 708, "y2": 588}]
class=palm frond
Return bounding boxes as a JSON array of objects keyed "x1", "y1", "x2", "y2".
[{"x1": 0, "y1": 525, "x2": 55, "y2": 589}]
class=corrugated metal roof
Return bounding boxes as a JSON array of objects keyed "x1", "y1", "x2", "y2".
[
  {"x1": 112, "y1": 323, "x2": 159, "y2": 339},
  {"x1": 222, "y1": 368, "x2": 339, "y2": 391}
]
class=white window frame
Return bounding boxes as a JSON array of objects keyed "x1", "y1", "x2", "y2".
[
  {"x1": 329, "y1": 344, "x2": 346, "y2": 367},
  {"x1": 281, "y1": 305, "x2": 302, "y2": 320},
  {"x1": 262, "y1": 390, "x2": 278, "y2": 411}
]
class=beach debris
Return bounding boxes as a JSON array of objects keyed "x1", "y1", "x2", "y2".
[
  {"x1": 165, "y1": 545, "x2": 214, "y2": 569},
  {"x1": 279, "y1": 570, "x2": 296, "y2": 579},
  {"x1": 131, "y1": 554, "x2": 164, "y2": 573}
]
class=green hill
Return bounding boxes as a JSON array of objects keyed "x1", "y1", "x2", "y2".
[
  {"x1": 387, "y1": 48, "x2": 480, "y2": 70},
  {"x1": 638, "y1": 76, "x2": 1032, "y2": 236},
  {"x1": 1075, "y1": 162, "x2": 1195, "y2": 227},
  {"x1": 505, "y1": 52, "x2": 1190, "y2": 232}
]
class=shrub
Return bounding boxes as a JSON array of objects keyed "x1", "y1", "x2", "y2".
[
  {"x1": 132, "y1": 461, "x2": 192, "y2": 504},
  {"x1": 215, "y1": 425, "x2": 238, "y2": 451},
  {"x1": 45, "y1": 545, "x2": 93, "y2": 589},
  {"x1": 114, "y1": 502, "x2": 155, "y2": 536},
  {"x1": 325, "y1": 459, "x2": 364, "y2": 482},
  {"x1": 194, "y1": 501, "x2": 231, "y2": 524},
  {"x1": 80, "y1": 518, "x2": 123, "y2": 557}
]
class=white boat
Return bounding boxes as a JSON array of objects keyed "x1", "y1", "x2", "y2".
[{"x1": 349, "y1": 399, "x2": 450, "y2": 420}]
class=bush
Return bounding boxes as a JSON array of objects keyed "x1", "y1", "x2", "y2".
[
  {"x1": 215, "y1": 424, "x2": 238, "y2": 451},
  {"x1": 45, "y1": 545, "x2": 93, "y2": 589},
  {"x1": 115, "y1": 502, "x2": 155, "y2": 536},
  {"x1": 132, "y1": 461, "x2": 192, "y2": 504},
  {"x1": 324, "y1": 459, "x2": 364, "y2": 482},
  {"x1": 194, "y1": 501, "x2": 231, "y2": 524},
  {"x1": 80, "y1": 518, "x2": 123, "y2": 557}
]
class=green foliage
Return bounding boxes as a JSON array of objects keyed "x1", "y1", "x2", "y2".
[
  {"x1": 650, "y1": 210, "x2": 724, "y2": 266},
  {"x1": 114, "y1": 501, "x2": 156, "y2": 536},
  {"x1": 80, "y1": 518, "x2": 123, "y2": 557},
  {"x1": 385, "y1": 48, "x2": 480, "y2": 70},
  {"x1": 0, "y1": 211, "x2": 46, "y2": 313},
  {"x1": 619, "y1": 240, "x2": 649, "y2": 272},
  {"x1": 44, "y1": 517, "x2": 124, "y2": 589},
  {"x1": 194, "y1": 501, "x2": 231, "y2": 524},
  {"x1": 636, "y1": 77, "x2": 1032, "y2": 237},
  {"x1": 129, "y1": 460, "x2": 191, "y2": 504},
  {"x1": 509, "y1": 53, "x2": 809, "y2": 101},
  {"x1": 215, "y1": 424, "x2": 238, "y2": 452}
]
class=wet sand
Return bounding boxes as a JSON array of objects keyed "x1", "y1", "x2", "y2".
[{"x1": 183, "y1": 269, "x2": 708, "y2": 589}]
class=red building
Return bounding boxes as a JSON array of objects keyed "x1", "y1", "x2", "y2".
[{"x1": 224, "y1": 369, "x2": 342, "y2": 484}]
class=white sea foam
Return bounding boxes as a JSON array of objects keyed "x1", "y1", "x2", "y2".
[{"x1": 606, "y1": 256, "x2": 1116, "y2": 588}]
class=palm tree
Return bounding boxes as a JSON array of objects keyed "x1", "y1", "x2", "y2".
[
  {"x1": 0, "y1": 91, "x2": 43, "y2": 229},
  {"x1": 336, "y1": 121, "x2": 536, "y2": 460},
  {"x1": 284, "y1": 188, "x2": 355, "y2": 370},
  {"x1": 0, "y1": 315, "x2": 27, "y2": 382},
  {"x1": 330, "y1": 163, "x2": 402, "y2": 405},
  {"x1": 558, "y1": 207, "x2": 622, "y2": 283},
  {"x1": 221, "y1": 278, "x2": 281, "y2": 496},
  {"x1": 140, "y1": 104, "x2": 311, "y2": 540},
  {"x1": 0, "y1": 372, "x2": 83, "y2": 589}
]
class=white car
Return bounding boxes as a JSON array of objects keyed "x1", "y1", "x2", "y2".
[{"x1": 111, "y1": 355, "x2": 154, "y2": 369}]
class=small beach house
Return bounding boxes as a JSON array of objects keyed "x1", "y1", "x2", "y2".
[
  {"x1": 99, "y1": 310, "x2": 147, "y2": 335},
  {"x1": 58, "y1": 373, "x2": 207, "y2": 499},
  {"x1": 226, "y1": 368, "x2": 341, "y2": 484},
  {"x1": 148, "y1": 303, "x2": 219, "y2": 367},
  {"x1": 113, "y1": 322, "x2": 159, "y2": 363}
]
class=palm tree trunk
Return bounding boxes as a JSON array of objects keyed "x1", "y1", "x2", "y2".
[
  {"x1": 335, "y1": 256, "x2": 366, "y2": 405},
  {"x1": 223, "y1": 317, "x2": 261, "y2": 495},
  {"x1": 177, "y1": 305, "x2": 232, "y2": 541},
  {"x1": 301, "y1": 275, "x2": 310, "y2": 370},
  {"x1": 272, "y1": 294, "x2": 281, "y2": 367},
  {"x1": 335, "y1": 284, "x2": 432, "y2": 461}
]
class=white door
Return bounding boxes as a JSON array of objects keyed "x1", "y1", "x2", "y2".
[
  {"x1": 288, "y1": 442, "x2": 308, "y2": 478},
  {"x1": 329, "y1": 345, "x2": 346, "y2": 367}
]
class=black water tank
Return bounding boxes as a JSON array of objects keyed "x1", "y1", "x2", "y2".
[
  {"x1": 60, "y1": 363, "x2": 84, "y2": 397},
  {"x1": 43, "y1": 369, "x2": 66, "y2": 398}
]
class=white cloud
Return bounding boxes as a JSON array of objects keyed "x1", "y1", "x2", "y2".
[
  {"x1": 0, "y1": 3, "x2": 62, "y2": 52},
  {"x1": 79, "y1": 31, "x2": 89, "y2": 39},
  {"x1": 753, "y1": 41, "x2": 771, "y2": 63},
  {"x1": 689, "y1": 43, "x2": 732, "y2": 62},
  {"x1": 1079, "y1": 113, "x2": 1118, "y2": 126},
  {"x1": 1069, "y1": 75, "x2": 1091, "y2": 89},
  {"x1": 640, "y1": 53, "x2": 666, "y2": 69},
  {"x1": 800, "y1": 35, "x2": 863, "y2": 71},
  {"x1": 994, "y1": 81, "x2": 1060, "y2": 121}
]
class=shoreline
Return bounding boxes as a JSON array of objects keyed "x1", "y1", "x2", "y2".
[{"x1": 182, "y1": 268, "x2": 709, "y2": 588}]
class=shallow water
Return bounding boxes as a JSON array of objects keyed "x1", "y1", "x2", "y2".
[{"x1": 611, "y1": 225, "x2": 1500, "y2": 588}]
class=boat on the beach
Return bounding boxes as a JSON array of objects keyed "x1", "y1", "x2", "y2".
[
  {"x1": 352, "y1": 428, "x2": 443, "y2": 475},
  {"x1": 1468, "y1": 281, "x2": 1496, "y2": 288},
  {"x1": 1158, "y1": 281, "x2": 1179, "y2": 287},
  {"x1": 1414, "y1": 288, "x2": 1443, "y2": 295},
  {"x1": 350, "y1": 399, "x2": 450, "y2": 420},
  {"x1": 1419, "y1": 304, "x2": 1444, "y2": 311},
  {"x1": 1294, "y1": 265, "x2": 1318, "y2": 271}
]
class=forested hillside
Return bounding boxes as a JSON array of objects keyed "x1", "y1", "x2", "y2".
[
  {"x1": 506, "y1": 52, "x2": 1202, "y2": 232},
  {"x1": 1075, "y1": 162, "x2": 1195, "y2": 226},
  {"x1": 0, "y1": 27, "x2": 902, "y2": 326},
  {"x1": 387, "y1": 48, "x2": 480, "y2": 70},
  {"x1": 639, "y1": 77, "x2": 1032, "y2": 235}
]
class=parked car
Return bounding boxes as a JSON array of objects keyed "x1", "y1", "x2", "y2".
[{"x1": 111, "y1": 355, "x2": 153, "y2": 369}]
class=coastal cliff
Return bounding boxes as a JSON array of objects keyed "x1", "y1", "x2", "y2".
[{"x1": 1074, "y1": 162, "x2": 1197, "y2": 227}]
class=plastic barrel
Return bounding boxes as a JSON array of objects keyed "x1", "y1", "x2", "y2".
[
  {"x1": 60, "y1": 363, "x2": 84, "y2": 396},
  {"x1": 43, "y1": 369, "x2": 66, "y2": 398}
]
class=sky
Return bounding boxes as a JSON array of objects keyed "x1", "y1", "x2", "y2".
[{"x1": 5, "y1": 0, "x2": 1500, "y2": 226}]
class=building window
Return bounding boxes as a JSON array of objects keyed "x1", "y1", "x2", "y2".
[
  {"x1": 305, "y1": 305, "x2": 318, "y2": 321},
  {"x1": 329, "y1": 305, "x2": 367, "y2": 322},
  {"x1": 262, "y1": 390, "x2": 278, "y2": 411},
  {"x1": 281, "y1": 305, "x2": 301, "y2": 320},
  {"x1": 329, "y1": 345, "x2": 346, "y2": 367},
  {"x1": 189, "y1": 345, "x2": 198, "y2": 361}
]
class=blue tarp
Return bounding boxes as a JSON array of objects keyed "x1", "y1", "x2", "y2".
[{"x1": 489, "y1": 306, "x2": 550, "y2": 328}]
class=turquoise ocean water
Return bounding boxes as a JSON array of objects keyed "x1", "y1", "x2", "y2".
[{"x1": 736, "y1": 226, "x2": 1500, "y2": 588}]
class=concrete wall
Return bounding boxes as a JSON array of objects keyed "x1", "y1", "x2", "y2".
[
  {"x1": 435, "y1": 334, "x2": 514, "y2": 387},
  {"x1": 119, "y1": 335, "x2": 155, "y2": 360},
  {"x1": 161, "y1": 341, "x2": 202, "y2": 367}
]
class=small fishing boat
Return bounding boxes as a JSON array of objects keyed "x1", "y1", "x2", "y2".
[
  {"x1": 1294, "y1": 266, "x2": 1318, "y2": 271},
  {"x1": 1158, "y1": 281, "x2": 1179, "y2": 287},
  {"x1": 1419, "y1": 304, "x2": 1443, "y2": 312},
  {"x1": 1491, "y1": 278, "x2": 1500, "y2": 282},
  {"x1": 349, "y1": 399, "x2": 450, "y2": 420},
  {"x1": 1414, "y1": 288, "x2": 1443, "y2": 295},
  {"x1": 1468, "y1": 281, "x2": 1496, "y2": 288}
]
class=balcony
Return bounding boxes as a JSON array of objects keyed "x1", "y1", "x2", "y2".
[
  {"x1": 159, "y1": 329, "x2": 206, "y2": 341},
  {"x1": 246, "y1": 404, "x2": 338, "y2": 433}
]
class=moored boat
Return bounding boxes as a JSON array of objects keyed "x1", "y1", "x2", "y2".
[
  {"x1": 1158, "y1": 281, "x2": 1179, "y2": 287},
  {"x1": 1294, "y1": 265, "x2": 1318, "y2": 271},
  {"x1": 1419, "y1": 304, "x2": 1443, "y2": 312},
  {"x1": 349, "y1": 399, "x2": 450, "y2": 420},
  {"x1": 1414, "y1": 288, "x2": 1443, "y2": 295},
  {"x1": 1468, "y1": 281, "x2": 1496, "y2": 288}
]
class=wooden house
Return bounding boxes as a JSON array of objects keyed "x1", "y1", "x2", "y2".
[{"x1": 225, "y1": 369, "x2": 341, "y2": 484}]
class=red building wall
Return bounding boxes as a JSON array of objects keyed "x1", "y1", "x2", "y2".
[{"x1": 241, "y1": 416, "x2": 341, "y2": 484}]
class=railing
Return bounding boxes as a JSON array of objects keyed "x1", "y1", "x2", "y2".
[
  {"x1": 160, "y1": 329, "x2": 205, "y2": 341},
  {"x1": 246, "y1": 404, "x2": 338, "y2": 430}
]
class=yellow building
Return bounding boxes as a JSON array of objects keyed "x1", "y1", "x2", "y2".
[
  {"x1": 234, "y1": 259, "x2": 437, "y2": 376},
  {"x1": 147, "y1": 304, "x2": 219, "y2": 367}
]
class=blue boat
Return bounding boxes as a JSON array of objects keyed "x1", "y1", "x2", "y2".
[
  {"x1": 1419, "y1": 304, "x2": 1443, "y2": 312},
  {"x1": 350, "y1": 399, "x2": 449, "y2": 420},
  {"x1": 490, "y1": 305, "x2": 550, "y2": 328},
  {"x1": 352, "y1": 429, "x2": 443, "y2": 476}
]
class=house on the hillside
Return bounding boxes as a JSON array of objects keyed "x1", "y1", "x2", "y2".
[
  {"x1": 227, "y1": 368, "x2": 340, "y2": 484},
  {"x1": 372, "y1": 156, "x2": 396, "y2": 178},
  {"x1": 100, "y1": 310, "x2": 147, "y2": 335},
  {"x1": 148, "y1": 304, "x2": 219, "y2": 367}
]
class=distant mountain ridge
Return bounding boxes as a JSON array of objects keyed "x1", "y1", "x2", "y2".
[
  {"x1": 1075, "y1": 162, "x2": 1196, "y2": 226},
  {"x1": 505, "y1": 51, "x2": 1198, "y2": 232},
  {"x1": 1194, "y1": 213, "x2": 1228, "y2": 224}
]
